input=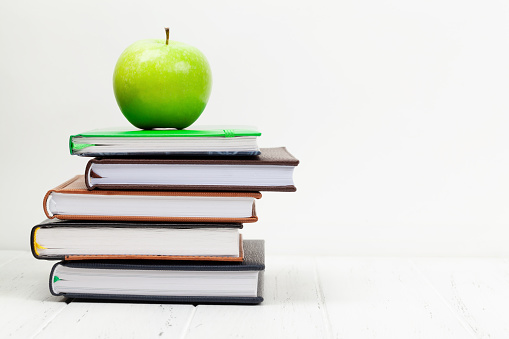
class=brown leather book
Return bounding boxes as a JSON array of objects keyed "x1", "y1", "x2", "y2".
[
  {"x1": 43, "y1": 176, "x2": 261, "y2": 223},
  {"x1": 85, "y1": 147, "x2": 299, "y2": 192}
]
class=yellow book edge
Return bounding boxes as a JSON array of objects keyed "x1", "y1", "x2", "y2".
[{"x1": 33, "y1": 227, "x2": 47, "y2": 256}]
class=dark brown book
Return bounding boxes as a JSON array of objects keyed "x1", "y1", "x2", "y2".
[
  {"x1": 43, "y1": 176, "x2": 261, "y2": 223},
  {"x1": 85, "y1": 147, "x2": 299, "y2": 192}
]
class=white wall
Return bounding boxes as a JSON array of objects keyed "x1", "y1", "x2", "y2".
[{"x1": 1, "y1": 0, "x2": 509, "y2": 256}]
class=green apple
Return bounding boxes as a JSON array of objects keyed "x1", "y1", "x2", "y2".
[{"x1": 113, "y1": 28, "x2": 212, "y2": 129}]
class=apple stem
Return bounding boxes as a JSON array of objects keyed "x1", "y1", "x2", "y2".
[{"x1": 165, "y1": 27, "x2": 169, "y2": 45}]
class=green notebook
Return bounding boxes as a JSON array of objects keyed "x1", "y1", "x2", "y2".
[{"x1": 70, "y1": 126, "x2": 261, "y2": 157}]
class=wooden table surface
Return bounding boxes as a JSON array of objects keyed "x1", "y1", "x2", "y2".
[{"x1": 0, "y1": 250, "x2": 507, "y2": 338}]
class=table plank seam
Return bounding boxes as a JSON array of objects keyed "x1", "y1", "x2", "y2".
[
  {"x1": 180, "y1": 305, "x2": 197, "y2": 339},
  {"x1": 313, "y1": 257, "x2": 334, "y2": 339},
  {"x1": 29, "y1": 301, "x2": 68, "y2": 339},
  {"x1": 409, "y1": 259, "x2": 479, "y2": 339}
]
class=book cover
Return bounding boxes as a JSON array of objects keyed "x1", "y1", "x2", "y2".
[
  {"x1": 49, "y1": 239, "x2": 265, "y2": 304},
  {"x1": 31, "y1": 219, "x2": 245, "y2": 262},
  {"x1": 43, "y1": 176, "x2": 261, "y2": 223},
  {"x1": 85, "y1": 147, "x2": 299, "y2": 192},
  {"x1": 70, "y1": 126, "x2": 261, "y2": 157}
]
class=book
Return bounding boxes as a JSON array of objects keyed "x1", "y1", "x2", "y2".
[
  {"x1": 43, "y1": 175, "x2": 261, "y2": 223},
  {"x1": 31, "y1": 219, "x2": 245, "y2": 261},
  {"x1": 85, "y1": 147, "x2": 299, "y2": 192},
  {"x1": 69, "y1": 126, "x2": 261, "y2": 157},
  {"x1": 49, "y1": 239, "x2": 265, "y2": 304}
]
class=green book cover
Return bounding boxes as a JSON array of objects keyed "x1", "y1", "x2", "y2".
[
  {"x1": 71, "y1": 126, "x2": 261, "y2": 138},
  {"x1": 69, "y1": 126, "x2": 261, "y2": 156}
]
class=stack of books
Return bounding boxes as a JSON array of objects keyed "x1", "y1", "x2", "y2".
[{"x1": 31, "y1": 126, "x2": 299, "y2": 304}]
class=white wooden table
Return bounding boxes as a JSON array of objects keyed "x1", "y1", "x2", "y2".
[{"x1": 1, "y1": 251, "x2": 507, "y2": 338}]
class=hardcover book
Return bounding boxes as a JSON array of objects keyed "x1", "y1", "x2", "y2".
[
  {"x1": 43, "y1": 176, "x2": 261, "y2": 223},
  {"x1": 69, "y1": 126, "x2": 261, "y2": 157},
  {"x1": 31, "y1": 219, "x2": 245, "y2": 261},
  {"x1": 49, "y1": 239, "x2": 265, "y2": 304},
  {"x1": 85, "y1": 147, "x2": 299, "y2": 192}
]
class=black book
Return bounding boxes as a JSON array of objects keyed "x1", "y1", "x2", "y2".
[
  {"x1": 49, "y1": 240, "x2": 265, "y2": 305},
  {"x1": 31, "y1": 219, "x2": 245, "y2": 262}
]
